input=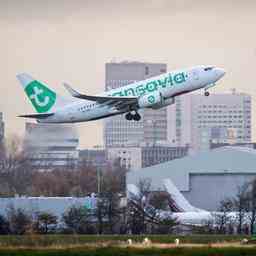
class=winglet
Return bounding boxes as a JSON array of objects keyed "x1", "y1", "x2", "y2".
[{"x1": 63, "y1": 83, "x2": 80, "y2": 97}]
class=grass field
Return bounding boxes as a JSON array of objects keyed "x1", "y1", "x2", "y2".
[
  {"x1": 0, "y1": 247, "x2": 256, "y2": 256},
  {"x1": 0, "y1": 235, "x2": 254, "y2": 255},
  {"x1": 0, "y1": 234, "x2": 251, "y2": 248}
]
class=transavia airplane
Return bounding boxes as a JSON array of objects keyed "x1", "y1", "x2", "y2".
[{"x1": 17, "y1": 65, "x2": 225, "y2": 123}]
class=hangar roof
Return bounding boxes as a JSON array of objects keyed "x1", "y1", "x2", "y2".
[{"x1": 127, "y1": 147, "x2": 256, "y2": 192}]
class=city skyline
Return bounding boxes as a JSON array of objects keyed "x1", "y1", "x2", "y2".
[{"x1": 1, "y1": 0, "x2": 256, "y2": 147}]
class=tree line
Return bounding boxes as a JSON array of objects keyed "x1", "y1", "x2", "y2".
[
  {"x1": 0, "y1": 180, "x2": 178, "y2": 235},
  {"x1": 1, "y1": 137, "x2": 256, "y2": 235},
  {"x1": 0, "y1": 137, "x2": 178, "y2": 235}
]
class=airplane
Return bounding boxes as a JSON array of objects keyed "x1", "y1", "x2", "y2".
[
  {"x1": 127, "y1": 180, "x2": 242, "y2": 227},
  {"x1": 17, "y1": 65, "x2": 225, "y2": 123}
]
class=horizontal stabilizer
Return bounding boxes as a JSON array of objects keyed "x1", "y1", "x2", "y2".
[{"x1": 18, "y1": 113, "x2": 54, "y2": 119}]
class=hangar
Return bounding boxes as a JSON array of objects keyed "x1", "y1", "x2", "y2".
[{"x1": 127, "y1": 147, "x2": 256, "y2": 211}]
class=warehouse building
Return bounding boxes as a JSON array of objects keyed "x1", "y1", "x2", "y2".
[
  {"x1": 127, "y1": 147, "x2": 256, "y2": 211},
  {"x1": 0, "y1": 196, "x2": 97, "y2": 218}
]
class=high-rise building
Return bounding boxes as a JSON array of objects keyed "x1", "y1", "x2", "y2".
[
  {"x1": 104, "y1": 61, "x2": 167, "y2": 147},
  {"x1": 168, "y1": 90, "x2": 251, "y2": 152},
  {"x1": 0, "y1": 113, "x2": 4, "y2": 144},
  {"x1": 24, "y1": 123, "x2": 79, "y2": 168}
]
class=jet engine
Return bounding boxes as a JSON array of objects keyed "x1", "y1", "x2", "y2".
[{"x1": 138, "y1": 92, "x2": 175, "y2": 109}]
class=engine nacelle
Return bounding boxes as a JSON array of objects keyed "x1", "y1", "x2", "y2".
[
  {"x1": 138, "y1": 91, "x2": 163, "y2": 109},
  {"x1": 138, "y1": 92, "x2": 175, "y2": 109}
]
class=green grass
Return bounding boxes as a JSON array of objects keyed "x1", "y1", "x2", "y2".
[
  {"x1": 0, "y1": 247, "x2": 256, "y2": 256},
  {"x1": 0, "y1": 234, "x2": 251, "y2": 248}
]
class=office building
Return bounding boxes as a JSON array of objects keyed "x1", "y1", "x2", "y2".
[
  {"x1": 168, "y1": 90, "x2": 251, "y2": 152},
  {"x1": 24, "y1": 123, "x2": 79, "y2": 168},
  {"x1": 141, "y1": 145, "x2": 188, "y2": 168},
  {"x1": 104, "y1": 61, "x2": 168, "y2": 147}
]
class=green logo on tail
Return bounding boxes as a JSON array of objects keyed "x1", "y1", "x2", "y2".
[{"x1": 25, "y1": 81, "x2": 56, "y2": 113}]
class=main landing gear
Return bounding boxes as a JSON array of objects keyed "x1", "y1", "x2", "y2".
[{"x1": 125, "y1": 112, "x2": 141, "y2": 121}]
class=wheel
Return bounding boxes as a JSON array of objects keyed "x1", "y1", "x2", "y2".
[
  {"x1": 204, "y1": 91, "x2": 210, "y2": 97},
  {"x1": 133, "y1": 113, "x2": 141, "y2": 121},
  {"x1": 125, "y1": 112, "x2": 133, "y2": 121}
]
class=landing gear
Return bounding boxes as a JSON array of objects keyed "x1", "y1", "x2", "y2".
[
  {"x1": 125, "y1": 112, "x2": 133, "y2": 121},
  {"x1": 133, "y1": 112, "x2": 141, "y2": 121},
  {"x1": 204, "y1": 91, "x2": 210, "y2": 97},
  {"x1": 125, "y1": 112, "x2": 141, "y2": 121}
]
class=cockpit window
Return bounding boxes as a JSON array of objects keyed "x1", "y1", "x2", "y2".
[{"x1": 204, "y1": 66, "x2": 214, "y2": 71}]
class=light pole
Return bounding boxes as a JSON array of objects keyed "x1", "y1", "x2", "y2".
[{"x1": 97, "y1": 166, "x2": 101, "y2": 195}]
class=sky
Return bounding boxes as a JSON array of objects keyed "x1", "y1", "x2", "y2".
[{"x1": 1, "y1": 0, "x2": 256, "y2": 148}]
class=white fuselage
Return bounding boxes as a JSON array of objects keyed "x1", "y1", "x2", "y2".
[{"x1": 39, "y1": 65, "x2": 225, "y2": 123}]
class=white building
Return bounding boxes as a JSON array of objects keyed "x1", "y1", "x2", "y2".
[
  {"x1": 168, "y1": 90, "x2": 251, "y2": 152},
  {"x1": 107, "y1": 147, "x2": 142, "y2": 169},
  {"x1": 104, "y1": 61, "x2": 168, "y2": 147},
  {"x1": 24, "y1": 123, "x2": 79, "y2": 168}
]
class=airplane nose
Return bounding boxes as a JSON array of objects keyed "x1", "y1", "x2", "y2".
[{"x1": 215, "y1": 68, "x2": 226, "y2": 79}]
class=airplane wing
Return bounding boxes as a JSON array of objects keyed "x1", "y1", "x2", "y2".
[
  {"x1": 18, "y1": 113, "x2": 54, "y2": 119},
  {"x1": 63, "y1": 83, "x2": 138, "y2": 110}
]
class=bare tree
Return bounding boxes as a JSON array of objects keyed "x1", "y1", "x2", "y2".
[
  {"x1": 232, "y1": 183, "x2": 250, "y2": 234},
  {"x1": 0, "y1": 135, "x2": 34, "y2": 196},
  {"x1": 34, "y1": 212, "x2": 58, "y2": 234},
  {"x1": 246, "y1": 178, "x2": 256, "y2": 234},
  {"x1": 127, "y1": 178, "x2": 178, "y2": 234},
  {"x1": 0, "y1": 214, "x2": 9, "y2": 234},
  {"x1": 213, "y1": 198, "x2": 233, "y2": 234},
  {"x1": 7, "y1": 206, "x2": 32, "y2": 235},
  {"x1": 127, "y1": 178, "x2": 151, "y2": 234},
  {"x1": 62, "y1": 205, "x2": 93, "y2": 234}
]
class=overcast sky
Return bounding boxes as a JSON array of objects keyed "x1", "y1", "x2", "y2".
[{"x1": 1, "y1": 0, "x2": 256, "y2": 148}]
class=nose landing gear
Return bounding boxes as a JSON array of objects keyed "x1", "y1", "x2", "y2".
[
  {"x1": 125, "y1": 112, "x2": 141, "y2": 121},
  {"x1": 204, "y1": 91, "x2": 210, "y2": 97},
  {"x1": 204, "y1": 83, "x2": 216, "y2": 97}
]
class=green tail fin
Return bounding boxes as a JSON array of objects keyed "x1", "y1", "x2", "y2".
[{"x1": 17, "y1": 73, "x2": 67, "y2": 113}]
